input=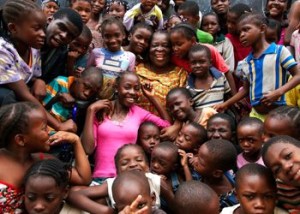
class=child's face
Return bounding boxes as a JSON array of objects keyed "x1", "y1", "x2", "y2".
[
  {"x1": 117, "y1": 146, "x2": 149, "y2": 173},
  {"x1": 177, "y1": 9, "x2": 199, "y2": 27},
  {"x1": 264, "y1": 142, "x2": 300, "y2": 187},
  {"x1": 140, "y1": 0, "x2": 158, "y2": 13},
  {"x1": 43, "y1": 2, "x2": 59, "y2": 18},
  {"x1": 166, "y1": 91, "x2": 193, "y2": 122},
  {"x1": 170, "y1": 31, "x2": 196, "y2": 59},
  {"x1": 151, "y1": 147, "x2": 177, "y2": 176},
  {"x1": 207, "y1": 117, "x2": 232, "y2": 141},
  {"x1": 237, "y1": 125, "x2": 263, "y2": 157},
  {"x1": 236, "y1": 175, "x2": 276, "y2": 214},
  {"x1": 129, "y1": 28, "x2": 152, "y2": 55},
  {"x1": 25, "y1": 175, "x2": 68, "y2": 214},
  {"x1": 211, "y1": 0, "x2": 230, "y2": 15},
  {"x1": 193, "y1": 144, "x2": 215, "y2": 176},
  {"x1": 12, "y1": 10, "x2": 47, "y2": 50},
  {"x1": 72, "y1": 1, "x2": 92, "y2": 24},
  {"x1": 107, "y1": 2, "x2": 126, "y2": 19},
  {"x1": 72, "y1": 75, "x2": 100, "y2": 100},
  {"x1": 149, "y1": 33, "x2": 171, "y2": 67},
  {"x1": 157, "y1": 0, "x2": 170, "y2": 13},
  {"x1": 263, "y1": 116, "x2": 294, "y2": 142},
  {"x1": 226, "y1": 11, "x2": 239, "y2": 35},
  {"x1": 265, "y1": 27, "x2": 279, "y2": 43},
  {"x1": 166, "y1": 16, "x2": 182, "y2": 31},
  {"x1": 47, "y1": 16, "x2": 81, "y2": 48},
  {"x1": 102, "y1": 23, "x2": 124, "y2": 52},
  {"x1": 139, "y1": 125, "x2": 160, "y2": 155},
  {"x1": 175, "y1": 124, "x2": 199, "y2": 152},
  {"x1": 117, "y1": 74, "x2": 141, "y2": 107},
  {"x1": 25, "y1": 108, "x2": 50, "y2": 153},
  {"x1": 91, "y1": 0, "x2": 105, "y2": 14},
  {"x1": 267, "y1": 0, "x2": 288, "y2": 18},
  {"x1": 201, "y1": 15, "x2": 220, "y2": 36},
  {"x1": 238, "y1": 20, "x2": 263, "y2": 47},
  {"x1": 69, "y1": 34, "x2": 91, "y2": 56},
  {"x1": 189, "y1": 50, "x2": 211, "y2": 78}
]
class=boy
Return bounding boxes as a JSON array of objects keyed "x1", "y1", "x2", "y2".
[
  {"x1": 43, "y1": 67, "x2": 103, "y2": 122},
  {"x1": 177, "y1": 1, "x2": 213, "y2": 44},
  {"x1": 123, "y1": 0, "x2": 163, "y2": 31},
  {"x1": 210, "y1": 0, "x2": 230, "y2": 34}
]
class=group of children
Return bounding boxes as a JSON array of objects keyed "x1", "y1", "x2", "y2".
[{"x1": 1, "y1": 0, "x2": 300, "y2": 213}]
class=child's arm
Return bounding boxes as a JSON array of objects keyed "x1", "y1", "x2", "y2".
[
  {"x1": 67, "y1": 51, "x2": 81, "y2": 76},
  {"x1": 224, "y1": 71, "x2": 237, "y2": 95},
  {"x1": 68, "y1": 183, "x2": 114, "y2": 214},
  {"x1": 160, "y1": 120, "x2": 182, "y2": 141},
  {"x1": 81, "y1": 100, "x2": 112, "y2": 154},
  {"x1": 49, "y1": 131, "x2": 92, "y2": 185},
  {"x1": 141, "y1": 83, "x2": 172, "y2": 123},
  {"x1": 214, "y1": 80, "x2": 249, "y2": 112},
  {"x1": 178, "y1": 149, "x2": 192, "y2": 181}
]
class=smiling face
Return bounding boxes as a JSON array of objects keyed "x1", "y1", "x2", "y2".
[
  {"x1": 129, "y1": 27, "x2": 152, "y2": 55},
  {"x1": 102, "y1": 23, "x2": 125, "y2": 52},
  {"x1": 91, "y1": 0, "x2": 106, "y2": 14},
  {"x1": 189, "y1": 50, "x2": 211, "y2": 78},
  {"x1": 264, "y1": 142, "x2": 300, "y2": 187},
  {"x1": 149, "y1": 32, "x2": 171, "y2": 67},
  {"x1": 72, "y1": 0, "x2": 92, "y2": 24},
  {"x1": 140, "y1": 0, "x2": 158, "y2": 13},
  {"x1": 25, "y1": 175, "x2": 67, "y2": 214},
  {"x1": 201, "y1": 14, "x2": 220, "y2": 36},
  {"x1": 236, "y1": 174, "x2": 277, "y2": 214},
  {"x1": 138, "y1": 124, "x2": 160, "y2": 155},
  {"x1": 266, "y1": 0, "x2": 287, "y2": 19},
  {"x1": 68, "y1": 33, "x2": 91, "y2": 56},
  {"x1": 46, "y1": 16, "x2": 81, "y2": 48},
  {"x1": 107, "y1": 2, "x2": 126, "y2": 19},
  {"x1": 43, "y1": 2, "x2": 60, "y2": 18},
  {"x1": 170, "y1": 31, "x2": 196, "y2": 59},
  {"x1": 211, "y1": 0, "x2": 230, "y2": 15},
  {"x1": 117, "y1": 73, "x2": 141, "y2": 108},
  {"x1": 238, "y1": 20, "x2": 263, "y2": 47},
  {"x1": 207, "y1": 117, "x2": 232, "y2": 141},
  {"x1": 175, "y1": 124, "x2": 199, "y2": 153}
]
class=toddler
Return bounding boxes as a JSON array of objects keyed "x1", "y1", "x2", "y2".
[
  {"x1": 236, "y1": 117, "x2": 264, "y2": 169},
  {"x1": 123, "y1": 0, "x2": 163, "y2": 32}
]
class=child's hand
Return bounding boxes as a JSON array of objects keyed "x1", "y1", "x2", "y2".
[
  {"x1": 118, "y1": 195, "x2": 149, "y2": 214},
  {"x1": 74, "y1": 67, "x2": 84, "y2": 77},
  {"x1": 49, "y1": 131, "x2": 80, "y2": 146},
  {"x1": 58, "y1": 93, "x2": 75, "y2": 107},
  {"x1": 178, "y1": 149, "x2": 188, "y2": 167},
  {"x1": 58, "y1": 119, "x2": 77, "y2": 133},
  {"x1": 213, "y1": 103, "x2": 228, "y2": 112},
  {"x1": 141, "y1": 82, "x2": 154, "y2": 98},
  {"x1": 68, "y1": 50, "x2": 81, "y2": 61},
  {"x1": 186, "y1": 153, "x2": 194, "y2": 164},
  {"x1": 160, "y1": 123, "x2": 181, "y2": 141},
  {"x1": 260, "y1": 90, "x2": 282, "y2": 106},
  {"x1": 89, "y1": 99, "x2": 112, "y2": 113}
]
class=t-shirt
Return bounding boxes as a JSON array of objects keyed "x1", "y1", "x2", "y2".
[
  {"x1": 236, "y1": 153, "x2": 265, "y2": 169},
  {"x1": 196, "y1": 29, "x2": 213, "y2": 44},
  {"x1": 220, "y1": 204, "x2": 288, "y2": 214},
  {"x1": 0, "y1": 37, "x2": 42, "y2": 85},
  {"x1": 87, "y1": 48, "x2": 136, "y2": 99}
]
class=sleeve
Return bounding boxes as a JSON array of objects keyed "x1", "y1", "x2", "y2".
[
  {"x1": 0, "y1": 45, "x2": 22, "y2": 84},
  {"x1": 43, "y1": 78, "x2": 60, "y2": 106},
  {"x1": 123, "y1": 5, "x2": 140, "y2": 32},
  {"x1": 128, "y1": 52, "x2": 136, "y2": 72},
  {"x1": 155, "y1": 6, "x2": 164, "y2": 30},
  {"x1": 280, "y1": 45, "x2": 297, "y2": 70},
  {"x1": 223, "y1": 38, "x2": 235, "y2": 73},
  {"x1": 86, "y1": 49, "x2": 97, "y2": 67},
  {"x1": 205, "y1": 44, "x2": 229, "y2": 73},
  {"x1": 135, "y1": 105, "x2": 170, "y2": 128}
]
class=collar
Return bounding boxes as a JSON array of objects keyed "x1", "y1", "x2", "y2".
[
  {"x1": 188, "y1": 67, "x2": 222, "y2": 87},
  {"x1": 247, "y1": 42, "x2": 277, "y2": 61}
]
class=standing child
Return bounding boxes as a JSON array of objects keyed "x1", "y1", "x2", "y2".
[
  {"x1": 41, "y1": 0, "x2": 60, "y2": 23},
  {"x1": 221, "y1": 163, "x2": 288, "y2": 214},
  {"x1": 123, "y1": 0, "x2": 163, "y2": 32},
  {"x1": 87, "y1": 0, "x2": 106, "y2": 30},
  {"x1": 87, "y1": 17, "x2": 135, "y2": 99},
  {"x1": 236, "y1": 117, "x2": 265, "y2": 169},
  {"x1": 187, "y1": 44, "x2": 232, "y2": 109},
  {"x1": 71, "y1": 0, "x2": 92, "y2": 24},
  {"x1": 0, "y1": 102, "x2": 91, "y2": 212},
  {"x1": 105, "y1": 0, "x2": 129, "y2": 19},
  {"x1": 210, "y1": 0, "x2": 230, "y2": 35},
  {"x1": 201, "y1": 12, "x2": 234, "y2": 73},
  {"x1": 192, "y1": 139, "x2": 238, "y2": 210},
  {"x1": 216, "y1": 13, "x2": 300, "y2": 121}
]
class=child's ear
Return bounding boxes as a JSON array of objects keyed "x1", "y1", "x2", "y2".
[
  {"x1": 7, "y1": 22, "x2": 17, "y2": 35},
  {"x1": 63, "y1": 186, "x2": 70, "y2": 200},
  {"x1": 191, "y1": 37, "x2": 197, "y2": 44},
  {"x1": 260, "y1": 24, "x2": 267, "y2": 34},
  {"x1": 128, "y1": 33, "x2": 132, "y2": 41},
  {"x1": 212, "y1": 169, "x2": 223, "y2": 178},
  {"x1": 14, "y1": 134, "x2": 26, "y2": 147},
  {"x1": 189, "y1": 98, "x2": 194, "y2": 107},
  {"x1": 151, "y1": 192, "x2": 156, "y2": 206}
]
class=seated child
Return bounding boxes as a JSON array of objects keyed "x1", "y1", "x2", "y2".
[
  {"x1": 187, "y1": 44, "x2": 232, "y2": 109},
  {"x1": 174, "y1": 180, "x2": 219, "y2": 214},
  {"x1": 137, "y1": 121, "x2": 161, "y2": 159},
  {"x1": 112, "y1": 170, "x2": 166, "y2": 214},
  {"x1": 67, "y1": 24, "x2": 93, "y2": 77},
  {"x1": 236, "y1": 117, "x2": 265, "y2": 169},
  {"x1": 177, "y1": 1, "x2": 213, "y2": 44},
  {"x1": 166, "y1": 87, "x2": 217, "y2": 128},
  {"x1": 43, "y1": 67, "x2": 103, "y2": 123},
  {"x1": 192, "y1": 139, "x2": 238, "y2": 210},
  {"x1": 221, "y1": 163, "x2": 288, "y2": 214},
  {"x1": 68, "y1": 144, "x2": 161, "y2": 213},
  {"x1": 123, "y1": 0, "x2": 163, "y2": 31}
]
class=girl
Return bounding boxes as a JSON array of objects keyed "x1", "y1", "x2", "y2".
[
  {"x1": 105, "y1": 0, "x2": 129, "y2": 19},
  {"x1": 81, "y1": 72, "x2": 170, "y2": 182},
  {"x1": 68, "y1": 144, "x2": 161, "y2": 213},
  {"x1": 71, "y1": 0, "x2": 92, "y2": 24},
  {"x1": 87, "y1": 0, "x2": 106, "y2": 30},
  {"x1": 24, "y1": 159, "x2": 82, "y2": 214},
  {"x1": 0, "y1": 102, "x2": 91, "y2": 212},
  {"x1": 123, "y1": 22, "x2": 153, "y2": 65},
  {"x1": 166, "y1": 87, "x2": 217, "y2": 128},
  {"x1": 264, "y1": 0, "x2": 292, "y2": 45},
  {"x1": 216, "y1": 13, "x2": 300, "y2": 121},
  {"x1": 136, "y1": 30, "x2": 188, "y2": 116},
  {"x1": 87, "y1": 17, "x2": 136, "y2": 99},
  {"x1": 41, "y1": 0, "x2": 60, "y2": 23},
  {"x1": 201, "y1": 12, "x2": 234, "y2": 74}
]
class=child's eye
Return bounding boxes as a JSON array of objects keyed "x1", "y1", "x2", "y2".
[
  {"x1": 285, "y1": 152, "x2": 292, "y2": 160},
  {"x1": 137, "y1": 202, "x2": 147, "y2": 209},
  {"x1": 26, "y1": 194, "x2": 36, "y2": 201},
  {"x1": 273, "y1": 166, "x2": 281, "y2": 175},
  {"x1": 244, "y1": 194, "x2": 254, "y2": 200}
]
